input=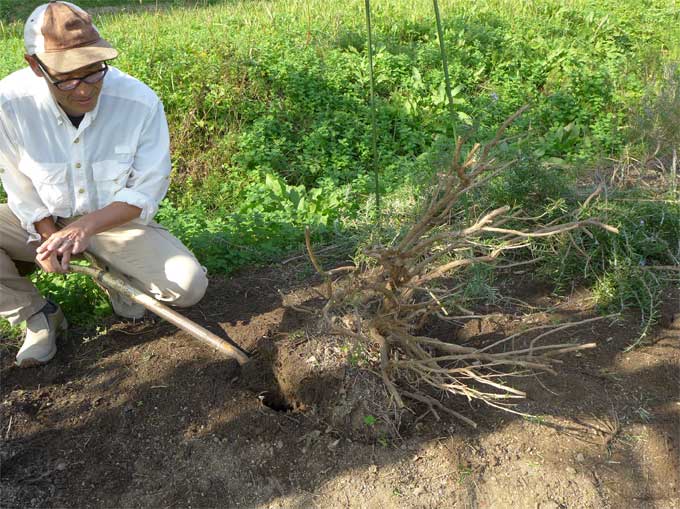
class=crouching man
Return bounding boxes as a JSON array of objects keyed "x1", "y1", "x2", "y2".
[{"x1": 0, "y1": 1, "x2": 207, "y2": 367}]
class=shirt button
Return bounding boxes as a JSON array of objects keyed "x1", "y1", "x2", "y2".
[
  {"x1": 74, "y1": 137, "x2": 80, "y2": 144},
  {"x1": 78, "y1": 188, "x2": 85, "y2": 194},
  {"x1": 75, "y1": 163, "x2": 82, "y2": 169}
]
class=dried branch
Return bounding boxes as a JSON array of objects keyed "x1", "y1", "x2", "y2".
[{"x1": 308, "y1": 108, "x2": 619, "y2": 427}]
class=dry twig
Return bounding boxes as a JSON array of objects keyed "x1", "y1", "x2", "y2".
[{"x1": 308, "y1": 107, "x2": 618, "y2": 427}]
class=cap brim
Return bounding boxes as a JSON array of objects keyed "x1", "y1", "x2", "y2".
[{"x1": 37, "y1": 39, "x2": 118, "y2": 74}]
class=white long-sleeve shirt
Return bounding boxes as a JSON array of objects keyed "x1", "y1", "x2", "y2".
[{"x1": 0, "y1": 65, "x2": 171, "y2": 242}]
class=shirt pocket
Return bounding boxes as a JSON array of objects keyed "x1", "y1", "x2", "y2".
[
  {"x1": 92, "y1": 159, "x2": 131, "y2": 207},
  {"x1": 19, "y1": 159, "x2": 69, "y2": 210}
]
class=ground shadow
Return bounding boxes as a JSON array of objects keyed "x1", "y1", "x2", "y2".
[{"x1": 1, "y1": 270, "x2": 678, "y2": 508}]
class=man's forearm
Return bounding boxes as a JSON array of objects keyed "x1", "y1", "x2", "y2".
[{"x1": 73, "y1": 201, "x2": 142, "y2": 236}]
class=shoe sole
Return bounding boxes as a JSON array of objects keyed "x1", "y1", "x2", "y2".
[{"x1": 15, "y1": 320, "x2": 68, "y2": 368}]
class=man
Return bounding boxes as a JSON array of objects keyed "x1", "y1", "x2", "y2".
[{"x1": 0, "y1": 1, "x2": 208, "y2": 367}]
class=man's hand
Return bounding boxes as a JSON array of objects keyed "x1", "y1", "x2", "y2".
[
  {"x1": 33, "y1": 202, "x2": 142, "y2": 272},
  {"x1": 36, "y1": 223, "x2": 92, "y2": 272},
  {"x1": 35, "y1": 250, "x2": 70, "y2": 274}
]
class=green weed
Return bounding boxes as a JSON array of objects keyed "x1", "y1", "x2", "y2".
[
  {"x1": 523, "y1": 414, "x2": 547, "y2": 426},
  {"x1": 363, "y1": 414, "x2": 377, "y2": 426},
  {"x1": 534, "y1": 196, "x2": 680, "y2": 340},
  {"x1": 628, "y1": 62, "x2": 680, "y2": 196},
  {"x1": 0, "y1": 0, "x2": 226, "y2": 22},
  {"x1": 457, "y1": 464, "x2": 473, "y2": 483}
]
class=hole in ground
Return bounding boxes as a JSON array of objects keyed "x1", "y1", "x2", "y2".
[{"x1": 261, "y1": 391, "x2": 294, "y2": 412}]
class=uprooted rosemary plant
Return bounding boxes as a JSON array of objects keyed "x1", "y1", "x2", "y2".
[{"x1": 306, "y1": 107, "x2": 619, "y2": 428}]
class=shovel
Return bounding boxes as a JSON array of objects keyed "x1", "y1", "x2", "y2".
[{"x1": 69, "y1": 254, "x2": 250, "y2": 365}]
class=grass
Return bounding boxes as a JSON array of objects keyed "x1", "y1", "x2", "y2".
[
  {"x1": 0, "y1": 0, "x2": 678, "y2": 337},
  {"x1": 0, "y1": 0, "x2": 228, "y2": 22}
]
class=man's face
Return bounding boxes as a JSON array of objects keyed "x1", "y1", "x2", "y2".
[{"x1": 25, "y1": 55, "x2": 106, "y2": 117}]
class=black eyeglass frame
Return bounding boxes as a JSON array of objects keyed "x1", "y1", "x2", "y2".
[{"x1": 34, "y1": 58, "x2": 109, "y2": 91}]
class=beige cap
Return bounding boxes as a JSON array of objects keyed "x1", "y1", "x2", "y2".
[{"x1": 24, "y1": 1, "x2": 118, "y2": 74}]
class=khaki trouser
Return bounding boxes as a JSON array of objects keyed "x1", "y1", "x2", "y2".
[{"x1": 0, "y1": 204, "x2": 207, "y2": 326}]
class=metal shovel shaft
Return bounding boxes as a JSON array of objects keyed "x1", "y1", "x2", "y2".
[{"x1": 70, "y1": 264, "x2": 250, "y2": 365}]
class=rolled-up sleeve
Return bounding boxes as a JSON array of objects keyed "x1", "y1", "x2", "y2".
[
  {"x1": 0, "y1": 107, "x2": 51, "y2": 242},
  {"x1": 113, "y1": 100, "x2": 171, "y2": 224}
]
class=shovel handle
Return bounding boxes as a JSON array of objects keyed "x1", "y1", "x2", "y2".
[{"x1": 70, "y1": 263, "x2": 250, "y2": 365}]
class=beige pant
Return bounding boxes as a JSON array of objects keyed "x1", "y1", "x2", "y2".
[{"x1": 0, "y1": 204, "x2": 207, "y2": 326}]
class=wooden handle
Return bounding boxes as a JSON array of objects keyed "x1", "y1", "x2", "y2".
[{"x1": 70, "y1": 263, "x2": 250, "y2": 365}]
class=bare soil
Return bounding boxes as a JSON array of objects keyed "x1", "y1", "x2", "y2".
[{"x1": 1, "y1": 261, "x2": 678, "y2": 509}]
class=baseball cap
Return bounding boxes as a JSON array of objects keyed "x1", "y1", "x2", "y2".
[{"x1": 24, "y1": 1, "x2": 118, "y2": 74}]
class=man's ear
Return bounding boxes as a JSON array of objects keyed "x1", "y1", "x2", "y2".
[{"x1": 24, "y1": 55, "x2": 43, "y2": 78}]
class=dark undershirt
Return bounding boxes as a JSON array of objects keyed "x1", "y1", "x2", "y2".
[{"x1": 67, "y1": 113, "x2": 85, "y2": 128}]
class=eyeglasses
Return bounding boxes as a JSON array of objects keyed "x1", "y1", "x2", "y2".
[{"x1": 35, "y1": 59, "x2": 108, "y2": 91}]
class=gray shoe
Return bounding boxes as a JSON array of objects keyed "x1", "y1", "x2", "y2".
[
  {"x1": 15, "y1": 301, "x2": 67, "y2": 368},
  {"x1": 105, "y1": 286, "x2": 146, "y2": 320}
]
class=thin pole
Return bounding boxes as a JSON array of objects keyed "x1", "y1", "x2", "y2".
[
  {"x1": 672, "y1": 148, "x2": 677, "y2": 198},
  {"x1": 433, "y1": 0, "x2": 457, "y2": 138},
  {"x1": 365, "y1": 0, "x2": 380, "y2": 219}
]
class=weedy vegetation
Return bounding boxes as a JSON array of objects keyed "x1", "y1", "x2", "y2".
[{"x1": 1, "y1": 0, "x2": 678, "y2": 355}]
